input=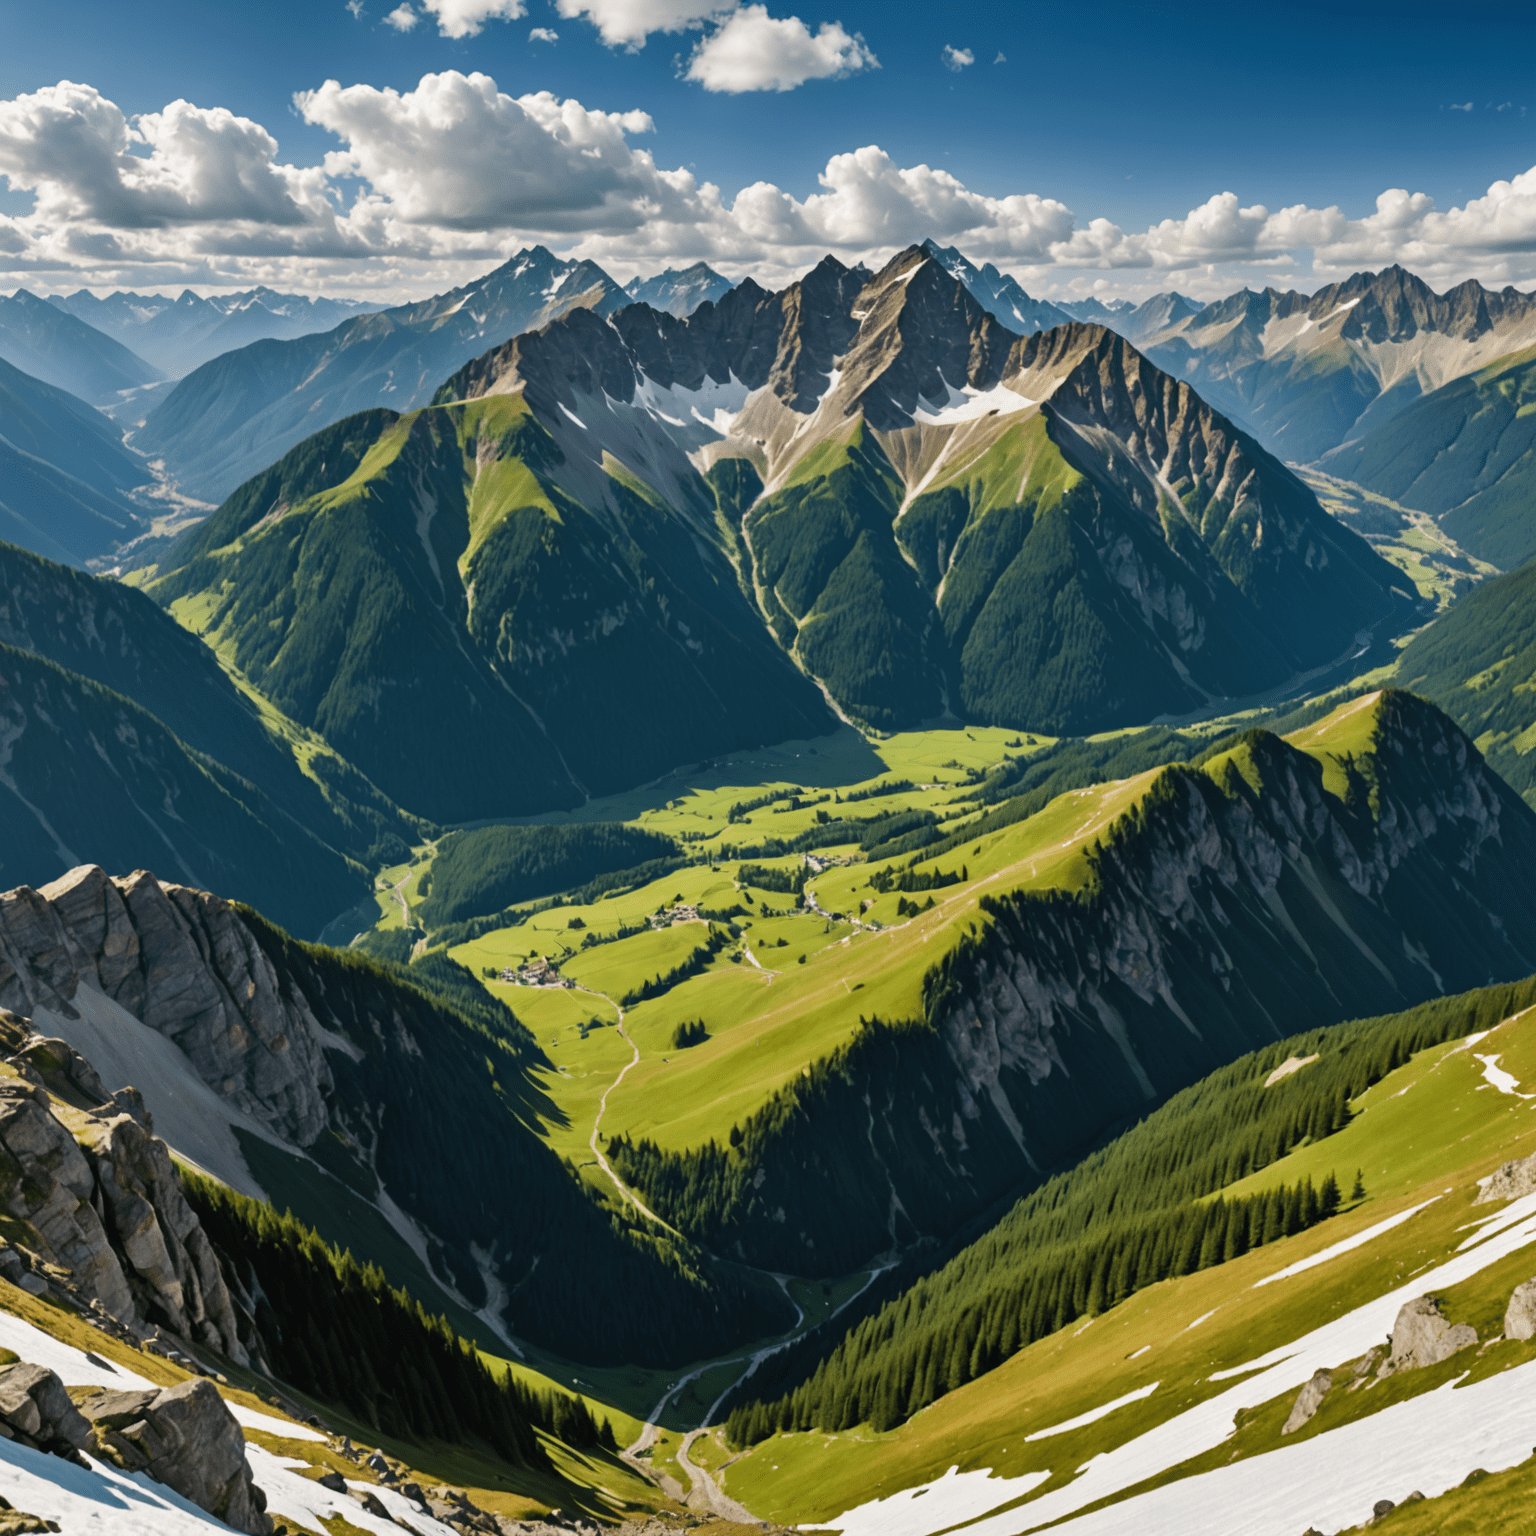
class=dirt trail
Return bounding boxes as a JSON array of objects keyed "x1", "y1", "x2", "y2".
[{"x1": 578, "y1": 986, "x2": 671, "y2": 1229}]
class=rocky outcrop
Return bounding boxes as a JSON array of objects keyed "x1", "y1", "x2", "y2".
[
  {"x1": 0, "y1": 864, "x2": 332, "y2": 1145},
  {"x1": 0, "y1": 1361, "x2": 92, "y2": 1462},
  {"x1": 1382, "y1": 1296, "x2": 1477, "y2": 1374},
  {"x1": 1505, "y1": 1278, "x2": 1536, "y2": 1340},
  {"x1": 0, "y1": 1014, "x2": 248, "y2": 1362},
  {"x1": 1475, "y1": 1151, "x2": 1536, "y2": 1205},
  {"x1": 74, "y1": 1378, "x2": 271, "y2": 1535},
  {"x1": 1282, "y1": 1369, "x2": 1332, "y2": 1434}
]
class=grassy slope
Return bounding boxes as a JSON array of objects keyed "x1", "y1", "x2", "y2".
[
  {"x1": 441, "y1": 696, "x2": 1385, "y2": 1177},
  {"x1": 715, "y1": 999, "x2": 1536, "y2": 1526}
]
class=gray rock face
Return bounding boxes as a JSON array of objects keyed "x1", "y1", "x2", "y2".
[
  {"x1": 1384, "y1": 1296, "x2": 1478, "y2": 1373},
  {"x1": 1476, "y1": 1151, "x2": 1536, "y2": 1205},
  {"x1": 0, "y1": 865, "x2": 332, "y2": 1145},
  {"x1": 0, "y1": 1022, "x2": 246, "y2": 1362},
  {"x1": 76, "y1": 1377, "x2": 271, "y2": 1535},
  {"x1": 1505, "y1": 1277, "x2": 1536, "y2": 1340},
  {"x1": 0, "y1": 1360, "x2": 92, "y2": 1460},
  {"x1": 1282, "y1": 1369, "x2": 1332, "y2": 1434}
]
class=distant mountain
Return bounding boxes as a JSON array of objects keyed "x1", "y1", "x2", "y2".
[
  {"x1": 621, "y1": 262, "x2": 734, "y2": 317},
  {"x1": 0, "y1": 355, "x2": 150, "y2": 565},
  {"x1": 1321, "y1": 342, "x2": 1536, "y2": 569},
  {"x1": 440, "y1": 243, "x2": 1414, "y2": 733},
  {"x1": 144, "y1": 246, "x2": 1413, "y2": 817},
  {"x1": 0, "y1": 289, "x2": 162, "y2": 404},
  {"x1": 48, "y1": 286, "x2": 385, "y2": 378},
  {"x1": 134, "y1": 247, "x2": 628, "y2": 501},
  {"x1": 1056, "y1": 294, "x2": 1136, "y2": 324},
  {"x1": 921, "y1": 239, "x2": 1075, "y2": 332},
  {"x1": 1135, "y1": 265, "x2": 1536, "y2": 462}
]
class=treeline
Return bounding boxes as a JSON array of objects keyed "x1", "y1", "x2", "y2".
[
  {"x1": 620, "y1": 926, "x2": 732, "y2": 1006},
  {"x1": 728, "y1": 1174, "x2": 1339, "y2": 1443},
  {"x1": 184, "y1": 1173, "x2": 614, "y2": 1461},
  {"x1": 430, "y1": 853, "x2": 690, "y2": 947},
  {"x1": 869, "y1": 863, "x2": 966, "y2": 895},
  {"x1": 721, "y1": 974, "x2": 1536, "y2": 1442},
  {"x1": 418, "y1": 822, "x2": 679, "y2": 928},
  {"x1": 737, "y1": 862, "x2": 806, "y2": 895}
]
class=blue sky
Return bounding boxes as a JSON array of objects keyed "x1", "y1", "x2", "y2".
[{"x1": 0, "y1": 0, "x2": 1533, "y2": 300}]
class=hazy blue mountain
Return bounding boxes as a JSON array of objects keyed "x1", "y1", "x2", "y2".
[
  {"x1": 49, "y1": 286, "x2": 385, "y2": 377},
  {"x1": 0, "y1": 289, "x2": 162, "y2": 404},
  {"x1": 1321, "y1": 342, "x2": 1536, "y2": 569},
  {"x1": 1135, "y1": 266, "x2": 1536, "y2": 461},
  {"x1": 135, "y1": 246, "x2": 627, "y2": 501},
  {"x1": 921, "y1": 240, "x2": 1075, "y2": 333},
  {"x1": 622, "y1": 262, "x2": 734, "y2": 316},
  {"x1": 0, "y1": 354, "x2": 150, "y2": 564}
]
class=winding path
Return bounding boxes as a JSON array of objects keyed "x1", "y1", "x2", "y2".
[{"x1": 577, "y1": 987, "x2": 671, "y2": 1228}]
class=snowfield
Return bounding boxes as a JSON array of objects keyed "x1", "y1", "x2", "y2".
[{"x1": 825, "y1": 1193, "x2": 1536, "y2": 1536}]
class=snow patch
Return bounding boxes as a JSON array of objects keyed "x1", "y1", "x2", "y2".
[
  {"x1": 631, "y1": 371, "x2": 749, "y2": 436},
  {"x1": 0, "y1": 1436, "x2": 231, "y2": 1534},
  {"x1": 1252, "y1": 1199, "x2": 1439, "y2": 1290},
  {"x1": 1025, "y1": 1382, "x2": 1158, "y2": 1442},
  {"x1": 228, "y1": 1404, "x2": 326, "y2": 1443},
  {"x1": 826, "y1": 1463, "x2": 1052, "y2": 1536},
  {"x1": 558, "y1": 402, "x2": 587, "y2": 429},
  {"x1": 861, "y1": 1195, "x2": 1536, "y2": 1536},
  {"x1": 247, "y1": 1444, "x2": 457, "y2": 1536},
  {"x1": 1474, "y1": 1054, "x2": 1534, "y2": 1098},
  {"x1": 912, "y1": 382, "x2": 1036, "y2": 427},
  {"x1": 0, "y1": 1308, "x2": 154, "y2": 1390}
]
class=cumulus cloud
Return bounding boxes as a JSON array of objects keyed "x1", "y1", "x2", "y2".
[
  {"x1": 297, "y1": 71, "x2": 671, "y2": 232},
  {"x1": 418, "y1": 0, "x2": 527, "y2": 36},
  {"x1": 0, "y1": 81, "x2": 331, "y2": 229},
  {"x1": 384, "y1": 4, "x2": 418, "y2": 29},
  {"x1": 5, "y1": 71, "x2": 1536, "y2": 301},
  {"x1": 530, "y1": 25, "x2": 558, "y2": 41},
  {"x1": 685, "y1": 7, "x2": 876, "y2": 93},
  {"x1": 942, "y1": 45, "x2": 974, "y2": 71},
  {"x1": 553, "y1": 0, "x2": 731, "y2": 48}
]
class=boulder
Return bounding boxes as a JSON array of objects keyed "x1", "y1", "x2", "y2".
[
  {"x1": 1282, "y1": 1369, "x2": 1332, "y2": 1434},
  {"x1": 1475, "y1": 1151, "x2": 1536, "y2": 1204},
  {"x1": 0, "y1": 1362, "x2": 92, "y2": 1461},
  {"x1": 75, "y1": 1377, "x2": 271, "y2": 1535},
  {"x1": 1506, "y1": 1278, "x2": 1536, "y2": 1341},
  {"x1": 1383, "y1": 1295, "x2": 1478, "y2": 1374}
]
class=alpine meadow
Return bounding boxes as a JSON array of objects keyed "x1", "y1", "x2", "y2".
[{"x1": 2, "y1": 5, "x2": 1536, "y2": 1535}]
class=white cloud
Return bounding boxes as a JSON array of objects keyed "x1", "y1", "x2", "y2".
[
  {"x1": 418, "y1": 0, "x2": 527, "y2": 36},
  {"x1": 994, "y1": 50, "x2": 1006, "y2": 64},
  {"x1": 0, "y1": 81, "x2": 332, "y2": 230},
  {"x1": 384, "y1": 4, "x2": 419, "y2": 29},
  {"x1": 297, "y1": 71, "x2": 671, "y2": 232},
  {"x1": 346, "y1": 0, "x2": 366, "y2": 16},
  {"x1": 1450, "y1": 101, "x2": 1473, "y2": 111},
  {"x1": 6, "y1": 71, "x2": 1536, "y2": 303},
  {"x1": 530, "y1": 25, "x2": 559, "y2": 41},
  {"x1": 553, "y1": 0, "x2": 731, "y2": 48},
  {"x1": 942, "y1": 45, "x2": 974, "y2": 71},
  {"x1": 685, "y1": 6, "x2": 876, "y2": 93}
]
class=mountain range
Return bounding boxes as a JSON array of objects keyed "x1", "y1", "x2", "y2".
[
  {"x1": 0, "y1": 354, "x2": 150, "y2": 565},
  {"x1": 47, "y1": 285, "x2": 384, "y2": 378},
  {"x1": 132, "y1": 245, "x2": 1414, "y2": 834},
  {"x1": 5, "y1": 231, "x2": 1536, "y2": 1536},
  {"x1": 0, "y1": 288, "x2": 164, "y2": 405}
]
